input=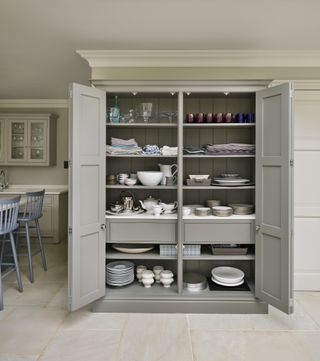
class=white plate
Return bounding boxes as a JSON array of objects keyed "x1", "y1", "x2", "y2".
[
  {"x1": 112, "y1": 244, "x2": 154, "y2": 254},
  {"x1": 211, "y1": 266, "x2": 245, "y2": 283},
  {"x1": 211, "y1": 277, "x2": 244, "y2": 287},
  {"x1": 106, "y1": 209, "x2": 145, "y2": 216},
  {"x1": 214, "y1": 178, "x2": 250, "y2": 184}
]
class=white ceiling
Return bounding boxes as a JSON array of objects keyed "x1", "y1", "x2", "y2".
[{"x1": 1, "y1": 0, "x2": 320, "y2": 98}]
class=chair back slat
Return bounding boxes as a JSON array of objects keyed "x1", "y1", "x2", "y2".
[
  {"x1": 23, "y1": 190, "x2": 45, "y2": 221},
  {"x1": 0, "y1": 195, "x2": 21, "y2": 234}
]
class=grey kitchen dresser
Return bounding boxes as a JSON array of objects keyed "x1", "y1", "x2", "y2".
[{"x1": 68, "y1": 81, "x2": 293, "y2": 314}]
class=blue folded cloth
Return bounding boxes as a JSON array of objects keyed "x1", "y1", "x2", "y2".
[{"x1": 142, "y1": 144, "x2": 161, "y2": 154}]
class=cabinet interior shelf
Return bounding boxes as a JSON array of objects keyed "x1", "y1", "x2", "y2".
[
  {"x1": 183, "y1": 154, "x2": 255, "y2": 158},
  {"x1": 106, "y1": 248, "x2": 177, "y2": 260},
  {"x1": 183, "y1": 123, "x2": 255, "y2": 128},
  {"x1": 106, "y1": 185, "x2": 177, "y2": 190},
  {"x1": 183, "y1": 185, "x2": 256, "y2": 190},
  {"x1": 106, "y1": 154, "x2": 177, "y2": 158},
  {"x1": 106, "y1": 123, "x2": 177, "y2": 128}
]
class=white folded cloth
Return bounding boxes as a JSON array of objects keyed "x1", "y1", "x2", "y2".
[
  {"x1": 161, "y1": 146, "x2": 178, "y2": 155},
  {"x1": 111, "y1": 137, "x2": 138, "y2": 147}
]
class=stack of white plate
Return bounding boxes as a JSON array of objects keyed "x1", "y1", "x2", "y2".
[
  {"x1": 106, "y1": 261, "x2": 134, "y2": 287},
  {"x1": 211, "y1": 266, "x2": 245, "y2": 287}
]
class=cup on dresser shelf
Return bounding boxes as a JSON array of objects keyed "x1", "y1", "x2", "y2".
[
  {"x1": 205, "y1": 199, "x2": 222, "y2": 208},
  {"x1": 205, "y1": 113, "x2": 213, "y2": 123},
  {"x1": 223, "y1": 113, "x2": 233, "y2": 123},
  {"x1": 182, "y1": 206, "x2": 191, "y2": 216},
  {"x1": 152, "y1": 205, "x2": 163, "y2": 216},
  {"x1": 245, "y1": 112, "x2": 255, "y2": 123},
  {"x1": 185, "y1": 113, "x2": 195, "y2": 123},
  {"x1": 165, "y1": 176, "x2": 175, "y2": 187},
  {"x1": 235, "y1": 112, "x2": 245, "y2": 123},
  {"x1": 195, "y1": 113, "x2": 204, "y2": 123},
  {"x1": 117, "y1": 173, "x2": 129, "y2": 184},
  {"x1": 136, "y1": 265, "x2": 147, "y2": 282},
  {"x1": 153, "y1": 265, "x2": 164, "y2": 283},
  {"x1": 214, "y1": 113, "x2": 223, "y2": 123}
]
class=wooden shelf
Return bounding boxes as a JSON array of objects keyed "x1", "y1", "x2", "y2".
[
  {"x1": 184, "y1": 248, "x2": 255, "y2": 261},
  {"x1": 106, "y1": 184, "x2": 177, "y2": 190},
  {"x1": 106, "y1": 122, "x2": 177, "y2": 128},
  {"x1": 184, "y1": 123, "x2": 255, "y2": 128}
]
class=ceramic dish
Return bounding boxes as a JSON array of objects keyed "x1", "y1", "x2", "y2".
[
  {"x1": 183, "y1": 272, "x2": 207, "y2": 291},
  {"x1": 211, "y1": 206, "x2": 233, "y2": 217},
  {"x1": 214, "y1": 178, "x2": 250, "y2": 184},
  {"x1": 220, "y1": 173, "x2": 239, "y2": 178},
  {"x1": 189, "y1": 174, "x2": 210, "y2": 180},
  {"x1": 228, "y1": 203, "x2": 254, "y2": 215},
  {"x1": 195, "y1": 207, "x2": 211, "y2": 216},
  {"x1": 211, "y1": 277, "x2": 244, "y2": 287},
  {"x1": 211, "y1": 266, "x2": 244, "y2": 284},
  {"x1": 137, "y1": 171, "x2": 164, "y2": 186},
  {"x1": 205, "y1": 199, "x2": 221, "y2": 207},
  {"x1": 105, "y1": 209, "x2": 145, "y2": 216},
  {"x1": 111, "y1": 244, "x2": 154, "y2": 254}
]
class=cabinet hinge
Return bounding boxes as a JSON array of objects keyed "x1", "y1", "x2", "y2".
[
  {"x1": 68, "y1": 227, "x2": 72, "y2": 234},
  {"x1": 68, "y1": 160, "x2": 72, "y2": 167},
  {"x1": 290, "y1": 159, "x2": 294, "y2": 167}
]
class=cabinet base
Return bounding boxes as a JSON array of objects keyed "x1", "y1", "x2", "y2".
[{"x1": 92, "y1": 298, "x2": 268, "y2": 314}]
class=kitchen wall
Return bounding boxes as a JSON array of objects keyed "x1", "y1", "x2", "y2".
[{"x1": 0, "y1": 103, "x2": 68, "y2": 185}]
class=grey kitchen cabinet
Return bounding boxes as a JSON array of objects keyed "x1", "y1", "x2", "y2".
[
  {"x1": 68, "y1": 81, "x2": 293, "y2": 314},
  {"x1": 0, "y1": 113, "x2": 57, "y2": 166}
]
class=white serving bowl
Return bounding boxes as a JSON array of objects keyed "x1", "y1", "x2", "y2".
[{"x1": 137, "y1": 171, "x2": 164, "y2": 186}]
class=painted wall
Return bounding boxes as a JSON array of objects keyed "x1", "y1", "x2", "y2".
[{"x1": 0, "y1": 105, "x2": 68, "y2": 185}]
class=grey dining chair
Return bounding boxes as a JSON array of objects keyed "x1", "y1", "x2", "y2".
[
  {"x1": 17, "y1": 190, "x2": 47, "y2": 283},
  {"x1": 0, "y1": 195, "x2": 23, "y2": 310}
]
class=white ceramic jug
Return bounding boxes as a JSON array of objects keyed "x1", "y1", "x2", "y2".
[{"x1": 158, "y1": 164, "x2": 178, "y2": 185}]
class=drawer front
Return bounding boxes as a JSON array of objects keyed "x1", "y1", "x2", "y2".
[
  {"x1": 184, "y1": 222, "x2": 254, "y2": 244},
  {"x1": 109, "y1": 222, "x2": 176, "y2": 243}
]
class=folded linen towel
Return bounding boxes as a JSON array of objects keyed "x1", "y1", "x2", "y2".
[
  {"x1": 106, "y1": 145, "x2": 142, "y2": 155},
  {"x1": 161, "y1": 146, "x2": 178, "y2": 155},
  {"x1": 111, "y1": 137, "x2": 138, "y2": 147},
  {"x1": 205, "y1": 143, "x2": 255, "y2": 155}
]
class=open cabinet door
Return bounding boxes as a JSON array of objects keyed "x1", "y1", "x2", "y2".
[
  {"x1": 255, "y1": 83, "x2": 294, "y2": 314},
  {"x1": 68, "y1": 83, "x2": 106, "y2": 311}
]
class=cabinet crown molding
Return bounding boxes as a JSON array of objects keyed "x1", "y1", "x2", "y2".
[{"x1": 76, "y1": 50, "x2": 320, "y2": 68}]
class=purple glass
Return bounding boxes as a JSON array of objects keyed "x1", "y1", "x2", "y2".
[
  {"x1": 185, "y1": 113, "x2": 195, "y2": 123},
  {"x1": 235, "y1": 112, "x2": 245, "y2": 123},
  {"x1": 205, "y1": 113, "x2": 213, "y2": 123},
  {"x1": 214, "y1": 112, "x2": 223, "y2": 123},
  {"x1": 245, "y1": 112, "x2": 255, "y2": 123},
  {"x1": 223, "y1": 112, "x2": 233, "y2": 123},
  {"x1": 195, "y1": 113, "x2": 204, "y2": 123}
]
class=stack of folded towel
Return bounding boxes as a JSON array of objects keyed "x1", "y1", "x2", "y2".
[
  {"x1": 106, "y1": 137, "x2": 142, "y2": 155},
  {"x1": 160, "y1": 146, "x2": 178, "y2": 156},
  {"x1": 204, "y1": 143, "x2": 255, "y2": 155}
]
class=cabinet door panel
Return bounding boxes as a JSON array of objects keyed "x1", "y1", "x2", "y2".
[
  {"x1": 68, "y1": 83, "x2": 106, "y2": 311},
  {"x1": 28, "y1": 120, "x2": 48, "y2": 163},
  {"x1": 256, "y1": 83, "x2": 293, "y2": 314},
  {"x1": 7, "y1": 119, "x2": 28, "y2": 163}
]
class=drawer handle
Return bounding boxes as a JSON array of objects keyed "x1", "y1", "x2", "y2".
[
  {"x1": 256, "y1": 225, "x2": 261, "y2": 231},
  {"x1": 101, "y1": 224, "x2": 106, "y2": 230}
]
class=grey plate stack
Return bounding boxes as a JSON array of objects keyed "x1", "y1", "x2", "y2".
[
  {"x1": 106, "y1": 261, "x2": 134, "y2": 287},
  {"x1": 228, "y1": 203, "x2": 254, "y2": 215},
  {"x1": 183, "y1": 272, "x2": 207, "y2": 291}
]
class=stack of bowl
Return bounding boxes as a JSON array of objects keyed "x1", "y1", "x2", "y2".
[
  {"x1": 228, "y1": 203, "x2": 254, "y2": 215},
  {"x1": 183, "y1": 272, "x2": 207, "y2": 291},
  {"x1": 212, "y1": 206, "x2": 233, "y2": 217}
]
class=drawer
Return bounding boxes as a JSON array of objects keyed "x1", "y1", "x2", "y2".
[
  {"x1": 108, "y1": 222, "x2": 176, "y2": 243},
  {"x1": 184, "y1": 221, "x2": 254, "y2": 244}
]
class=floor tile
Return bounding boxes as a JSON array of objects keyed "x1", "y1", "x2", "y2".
[
  {"x1": 5, "y1": 283, "x2": 63, "y2": 307},
  {"x1": 295, "y1": 292, "x2": 320, "y2": 326},
  {"x1": 116, "y1": 314, "x2": 193, "y2": 361},
  {"x1": 191, "y1": 330, "x2": 320, "y2": 361},
  {"x1": 0, "y1": 356, "x2": 39, "y2": 361},
  {"x1": 61, "y1": 308, "x2": 128, "y2": 330},
  {"x1": 0, "y1": 307, "x2": 67, "y2": 357},
  {"x1": 38, "y1": 329, "x2": 121, "y2": 361},
  {"x1": 46, "y1": 287, "x2": 67, "y2": 309}
]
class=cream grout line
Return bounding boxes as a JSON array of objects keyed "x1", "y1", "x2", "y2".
[{"x1": 294, "y1": 298, "x2": 320, "y2": 329}]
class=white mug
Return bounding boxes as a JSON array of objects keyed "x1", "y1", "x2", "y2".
[{"x1": 152, "y1": 205, "x2": 163, "y2": 216}]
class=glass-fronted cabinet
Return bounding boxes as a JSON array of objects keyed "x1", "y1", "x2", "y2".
[{"x1": 0, "y1": 113, "x2": 57, "y2": 166}]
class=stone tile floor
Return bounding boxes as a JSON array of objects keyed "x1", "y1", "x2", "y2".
[{"x1": 1, "y1": 242, "x2": 320, "y2": 361}]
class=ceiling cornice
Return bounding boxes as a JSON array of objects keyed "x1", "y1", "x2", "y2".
[
  {"x1": 76, "y1": 50, "x2": 320, "y2": 68},
  {"x1": 0, "y1": 99, "x2": 68, "y2": 108}
]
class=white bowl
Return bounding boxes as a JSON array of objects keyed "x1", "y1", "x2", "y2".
[
  {"x1": 124, "y1": 178, "x2": 137, "y2": 186},
  {"x1": 160, "y1": 277, "x2": 174, "y2": 288},
  {"x1": 137, "y1": 171, "x2": 164, "y2": 186}
]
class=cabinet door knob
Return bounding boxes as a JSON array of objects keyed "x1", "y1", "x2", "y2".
[
  {"x1": 100, "y1": 224, "x2": 106, "y2": 230},
  {"x1": 256, "y1": 225, "x2": 261, "y2": 231}
]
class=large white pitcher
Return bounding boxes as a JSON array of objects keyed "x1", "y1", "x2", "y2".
[{"x1": 158, "y1": 164, "x2": 178, "y2": 185}]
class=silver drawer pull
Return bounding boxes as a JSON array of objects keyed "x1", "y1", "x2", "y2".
[
  {"x1": 101, "y1": 224, "x2": 106, "y2": 230},
  {"x1": 256, "y1": 225, "x2": 261, "y2": 231}
]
